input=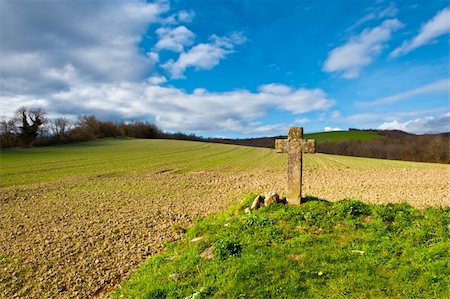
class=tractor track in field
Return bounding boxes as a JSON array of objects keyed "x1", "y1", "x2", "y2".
[{"x1": 1, "y1": 143, "x2": 449, "y2": 298}]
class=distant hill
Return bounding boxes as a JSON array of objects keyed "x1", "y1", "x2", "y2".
[
  {"x1": 207, "y1": 130, "x2": 382, "y2": 149},
  {"x1": 206, "y1": 129, "x2": 449, "y2": 164}
]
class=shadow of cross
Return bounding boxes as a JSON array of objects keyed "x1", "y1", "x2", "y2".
[{"x1": 275, "y1": 127, "x2": 316, "y2": 205}]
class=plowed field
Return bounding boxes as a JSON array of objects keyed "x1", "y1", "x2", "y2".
[{"x1": 1, "y1": 139, "x2": 448, "y2": 298}]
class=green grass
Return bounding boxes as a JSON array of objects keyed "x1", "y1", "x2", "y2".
[
  {"x1": 304, "y1": 130, "x2": 381, "y2": 144},
  {"x1": 0, "y1": 138, "x2": 284, "y2": 187},
  {"x1": 1, "y1": 138, "x2": 444, "y2": 188},
  {"x1": 113, "y1": 195, "x2": 450, "y2": 298}
]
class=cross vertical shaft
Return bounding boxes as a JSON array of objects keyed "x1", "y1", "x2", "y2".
[
  {"x1": 275, "y1": 127, "x2": 316, "y2": 205},
  {"x1": 287, "y1": 127, "x2": 303, "y2": 205}
]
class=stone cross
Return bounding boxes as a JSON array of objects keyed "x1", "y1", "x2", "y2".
[{"x1": 275, "y1": 127, "x2": 316, "y2": 205}]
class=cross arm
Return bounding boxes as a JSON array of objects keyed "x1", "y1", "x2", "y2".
[
  {"x1": 301, "y1": 139, "x2": 316, "y2": 154},
  {"x1": 275, "y1": 139, "x2": 288, "y2": 153}
]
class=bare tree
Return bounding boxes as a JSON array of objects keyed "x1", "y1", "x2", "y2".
[
  {"x1": 0, "y1": 118, "x2": 19, "y2": 148},
  {"x1": 51, "y1": 117, "x2": 70, "y2": 137},
  {"x1": 0, "y1": 119, "x2": 17, "y2": 135}
]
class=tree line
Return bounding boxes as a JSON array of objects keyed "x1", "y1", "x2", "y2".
[
  {"x1": 317, "y1": 133, "x2": 449, "y2": 164},
  {"x1": 0, "y1": 107, "x2": 163, "y2": 148}
]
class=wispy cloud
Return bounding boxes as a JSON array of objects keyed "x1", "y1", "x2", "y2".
[
  {"x1": 323, "y1": 19, "x2": 403, "y2": 78},
  {"x1": 294, "y1": 117, "x2": 310, "y2": 124},
  {"x1": 357, "y1": 78, "x2": 450, "y2": 108},
  {"x1": 391, "y1": 7, "x2": 450, "y2": 57},
  {"x1": 347, "y1": 2, "x2": 398, "y2": 32}
]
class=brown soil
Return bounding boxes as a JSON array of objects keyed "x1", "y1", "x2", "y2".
[{"x1": 1, "y1": 166, "x2": 449, "y2": 298}]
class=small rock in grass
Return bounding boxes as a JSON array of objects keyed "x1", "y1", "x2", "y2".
[
  {"x1": 264, "y1": 192, "x2": 280, "y2": 206},
  {"x1": 169, "y1": 273, "x2": 179, "y2": 281},
  {"x1": 190, "y1": 236, "x2": 204, "y2": 243},
  {"x1": 250, "y1": 195, "x2": 263, "y2": 210},
  {"x1": 351, "y1": 250, "x2": 365, "y2": 255},
  {"x1": 200, "y1": 246, "x2": 214, "y2": 260}
]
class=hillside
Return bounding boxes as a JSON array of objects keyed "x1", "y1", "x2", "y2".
[
  {"x1": 207, "y1": 130, "x2": 381, "y2": 148},
  {"x1": 207, "y1": 130, "x2": 449, "y2": 164},
  {"x1": 1, "y1": 139, "x2": 448, "y2": 298}
]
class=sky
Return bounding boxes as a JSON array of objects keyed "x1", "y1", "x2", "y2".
[{"x1": 0, "y1": 0, "x2": 449, "y2": 137}]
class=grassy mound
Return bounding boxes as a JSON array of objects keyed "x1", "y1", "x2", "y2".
[{"x1": 113, "y1": 196, "x2": 449, "y2": 298}]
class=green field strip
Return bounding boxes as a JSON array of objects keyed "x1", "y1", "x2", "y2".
[
  {"x1": 1, "y1": 139, "x2": 208, "y2": 170},
  {"x1": 304, "y1": 130, "x2": 382, "y2": 144},
  {"x1": 1, "y1": 141, "x2": 247, "y2": 186},
  {"x1": 2, "y1": 139, "x2": 447, "y2": 189},
  {"x1": 1, "y1": 141, "x2": 219, "y2": 186}
]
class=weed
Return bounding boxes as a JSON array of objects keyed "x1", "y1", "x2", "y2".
[{"x1": 213, "y1": 239, "x2": 242, "y2": 260}]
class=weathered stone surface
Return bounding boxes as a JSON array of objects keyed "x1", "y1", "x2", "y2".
[
  {"x1": 250, "y1": 195, "x2": 263, "y2": 210},
  {"x1": 301, "y1": 139, "x2": 316, "y2": 154},
  {"x1": 287, "y1": 127, "x2": 303, "y2": 205},
  {"x1": 264, "y1": 191, "x2": 280, "y2": 206},
  {"x1": 275, "y1": 139, "x2": 287, "y2": 153}
]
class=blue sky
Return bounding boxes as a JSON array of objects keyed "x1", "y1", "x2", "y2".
[{"x1": 0, "y1": 0, "x2": 449, "y2": 137}]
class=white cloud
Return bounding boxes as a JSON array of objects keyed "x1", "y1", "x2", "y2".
[
  {"x1": 324, "y1": 126, "x2": 343, "y2": 132},
  {"x1": 357, "y1": 78, "x2": 450, "y2": 108},
  {"x1": 391, "y1": 7, "x2": 450, "y2": 57},
  {"x1": 329, "y1": 107, "x2": 450, "y2": 134},
  {"x1": 147, "y1": 75, "x2": 167, "y2": 85},
  {"x1": 162, "y1": 32, "x2": 247, "y2": 79},
  {"x1": 0, "y1": 0, "x2": 169, "y2": 96},
  {"x1": 323, "y1": 19, "x2": 403, "y2": 78},
  {"x1": 177, "y1": 10, "x2": 195, "y2": 23},
  {"x1": 259, "y1": 84, "x2": 293, "y2": 95},
  {"x1": 0, "y1": 82, "x2": 334, "y2": 134},
  {"x1": 378, "y1": 113, "x2": 450, "y2": 134},
  {"x1": 155, "y1": 26, "x2": 195, "y2": 52}
]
